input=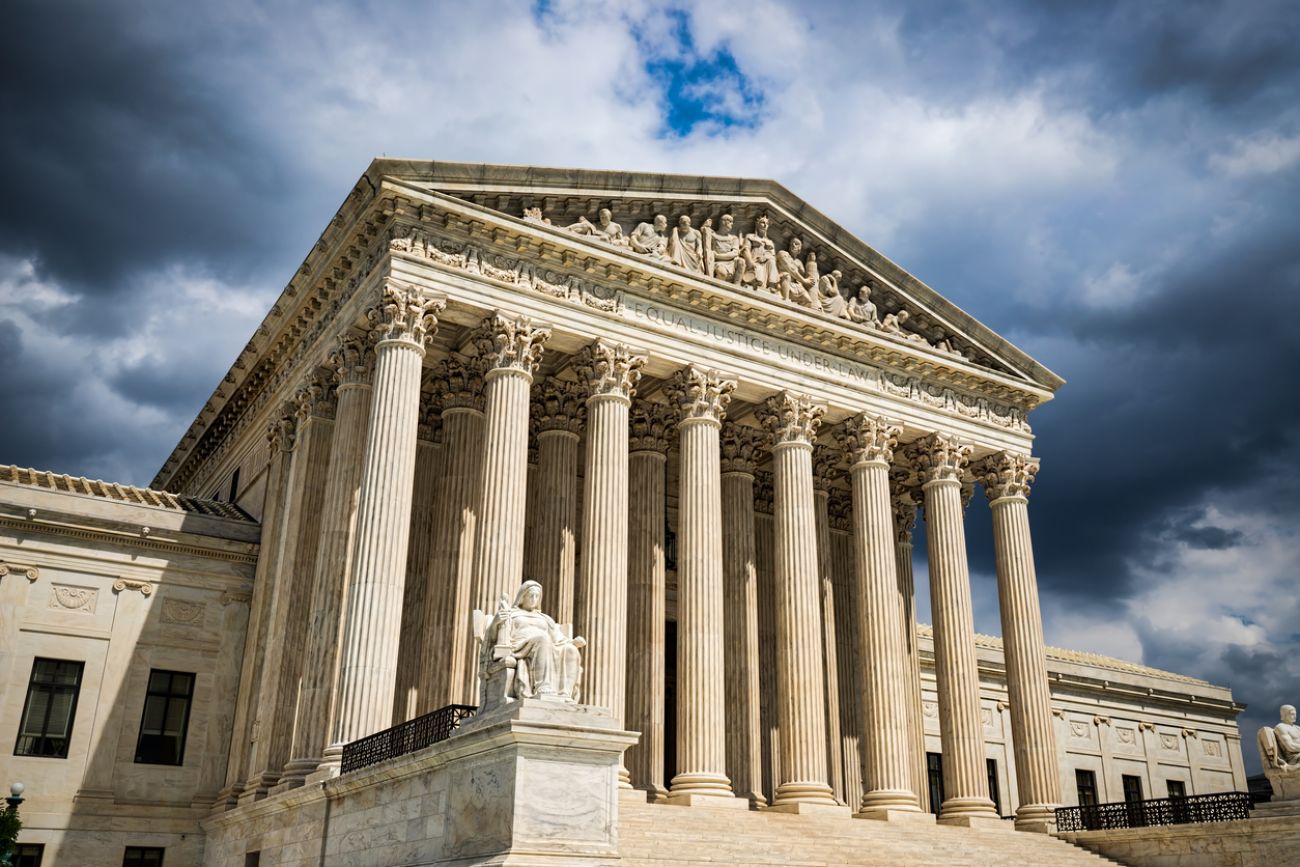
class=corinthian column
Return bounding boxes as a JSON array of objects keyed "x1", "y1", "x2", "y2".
[
  {"x1": 721, "y1": 423, "x2": 766, "y2": 807},
  {"x1": 905, "y1": 433, "x2": 1000, "y2": 826},
  {"x1": 468, "y1": 314, "x2": 551, "y2": 701},
  {"x1": 574, "y1": 339, "x2": 645, "y2": 785},
  {"x1": 329, "y1": 284, "x2": 446, "y2": 757},
  {"x1": 625, "y1": 401, "x2": 673, "y2": 801},
  {"x1": 890, "y1": 476, "x2": 928, "y2": 812},
  {"x1": 423, "y1": 358, "x2": 485, "y2": 710},
  {"x1": 812, "y1": 447, "x2": 844, "y2": 804},
  {"x1": 278, "y1": 335, "x2": 374, "y2": 789},
  {"x1": 531, "y1": 379, "x2": 585, "y2": 627},
  {"x1": 665, "y1": 366, "x2": 744, "y2": 807},
  {"x1": 757, "y1": 392, "x2": 842, "y2": 812},
  {"x1": 827, "y1": 492, "x2": 863, "y2": 811},
  {"x1": 838, "y1": 415, "x2": 927, "y2": 821},
  {"x1": 976, "y1": 452, "x2": 1061, "y2": 831}
]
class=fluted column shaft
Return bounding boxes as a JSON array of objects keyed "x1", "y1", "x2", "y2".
[
  {"x1": 828, "y1": 518, "x2": 864, "y2": 811},
  {"x1": 279, "y1": 339, "x2": 374, "y2": 788},
  {"x1": 760, "y1": 392, "x2": 837, "y2": 809},
  {"x1": 892, "y1": 496, "x2": 929, "y2": 812},
  {"x1": 982, "y1": 453, "x2": 1061, "y2": 830},
  {"x1": 910, "y1": 433, "x2": 998, "y2": 823},
  {"x1": 626, "y1": 443, "x2": 667, "y2": 798},
  {"x1": 721, "y1": 430, "x2": 764, "y2": 805},
  {"x1": 532, "y1": 379, "x2": 584, "y2": 626},
  {"x1": 813, "y1": 480, "x2": 844, "y2": 803},
  {"x1": 394, "y1": 411, "x2": 442, "y2": 723},
  {"x1": 753, "y1": 480, "x2": 779, "y2": 806},
  {"x1": 330, "y1": 290, "x2": 443, "y2": 754}
]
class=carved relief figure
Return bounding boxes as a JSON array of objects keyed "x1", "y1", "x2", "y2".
[
  {"x1": 667, "y1": 215, "x2": 705, "y2": 273},
  {"x1": 629, "y1": 214, "x2": 670, "y2": 259},
  {"x1": 565, "y1": 207, "x2": 625, "y2": 245},
  {"x1": 702, "y1": 214, "x2": 743, "y2": 283},
  {"x1": 522, "y1": 206, "x2": 550, "y2": 224},
  {"x1": 819, "y1": 269, "x2": 846, "y2": 318},
  {"x1": 776, "y1": 238, "x2": 820, "y2": 309},
  {"x1": 741, "y1": 214, "x2": 780, "y2": 292},
  {"x1": 476, "y1": 580, "x2": 585, "y2": 709},
  {"x1": 846, "y1": 283, "x2": 878, "y2": 325},
  {"x1": 1259, "y1": 704, "x2": 1300, "y2": 801},
  {"x1": 881, "y1": 308, "x2": 926, "y2": 344}
]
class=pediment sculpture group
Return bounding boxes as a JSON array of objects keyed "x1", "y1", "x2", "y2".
[{"x1": 522, "y1": 206, "x2": 973, "y2": 362}]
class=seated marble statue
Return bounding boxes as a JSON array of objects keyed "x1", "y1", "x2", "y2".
[
  {"x1": 667, "y1": 215, "x2": 705, "y2": 273},
  {"x1": 776, "y1": 238, "x2": 821, "y2": 310},
  {"x1": 846, "y1": 283, "x2": 878, "y2": 325},
  {"x1": 702, "y1": 214, "x2": 743, "y2": 283},
  {"x1": 741, "y1": 215, "x2": 780, "y2": 292},
  {"x1": 476, "y1": 580, "x2": 585, "y2": 709},
  {"x1": 565, "y1": 208, "x2": 625, "y2": 245},
  {"x1": 1259, "y1": 704, "x2": 1300, "y2": 802},
  {"x1": 818, "y1": 269, "x2": 847, "y2": 318},
  {"x1": 629, "y1": 214, "x2": 670, "y2": 259}
]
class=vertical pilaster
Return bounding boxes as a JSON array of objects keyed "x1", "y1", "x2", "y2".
[
  {"x1": 574, "y1": 339, "x2": 645, "y2": 786},
  {"x1": 977, "y1": 452, "x2": 1062, "y2": 831},
  {"x1": 890, "y1": 477, "x2": 929, "y2": 812},
  {"x1": 839, "y1": 414, "x2": 927, "y2": 820},
  {"x1": 393, "y1": 396, "x2": 442, "y2": 723},
  {"x1": 721, "y1": 424, "x2": 766, "y2": 807},
  {"x1": 531, "y1": 379, "x2": 585, "y2": 627},
  {"x1": 758, "y1": 392, "x2": 841, "y2": 811},
  {"x1": 328, "y1": 284, "x2": 445, "y2": 760},
  {"x1": 906, "y1": 432, "x2": 1000, "y2": 826},
  {"x1": 812, "y1": 447, "x2": 845, "y2": 804},
  {"x1": 665, "y1": 366, "x2": 741, "y2": 806},
  {"x1": 625, "y1": 401, "x2": 673, "y2": 801},
  {"x1": 423, "y1": 358, "x2": 485, "y2": 710},
  {"x1": 277, "y1": 335, "x2": 374, "y2": 789},
  {"x1": 468, "y1": 314, "x2": 551, "y2": 700}
]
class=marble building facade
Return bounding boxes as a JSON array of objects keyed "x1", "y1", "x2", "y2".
[{"x1": 0, "y1": 162, "x2": 1247, "y2": 864}]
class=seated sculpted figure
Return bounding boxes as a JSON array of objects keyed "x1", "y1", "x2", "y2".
[
  {"x1": 846, "y1": 283, "x2": 878, "y2": 325},
  {"x1": 667, "y1": 215, "x2": 705, "y2": 273},
  {"x1": 629, "y1": 214, "x2": 670, "y2": 259},
  {"x1": 565, "y1": 207, "x2": 625, "y2": 246},
  {"x1": 702, "y1": 214, "x2": 743, "y2": 283},
  {"x1": 1259, "y1": 704, "x2": 1300, "y2": 802},
  {"x1": 740, "y1": 214, "x2": 780, "y2": 292},
  {"x1": 819, "y1": 269, "x2": 847, "y2": 318},
  {"x1": 476, "y1": 580, "x2": 586, "y2": 710},
  {"x1": 776, "y1": 238, "x2": 821, "y2": 310}
]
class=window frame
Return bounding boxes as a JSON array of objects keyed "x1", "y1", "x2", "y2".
[
  {"x1": 122, "y1": 846, "x2": 166, "y2": 867},
  {"x1": 14, "y1": 657, "x2": 85, "y2": 759},
  {"x1": 926, "y1": 751, "x2": 944, "y2": 816},
  {"x1": 133, "y1": 669, "x2": 196, "y2": 767},
  {"x1": 15, "y1": 842, "x2": 46, "y2": 867},
  {"x1": 985, "y1": 757, "x2": 1001, "y2": 816},
  {"x1": 1075, "y1": 768, "x2": 1098, "y2": 806}
]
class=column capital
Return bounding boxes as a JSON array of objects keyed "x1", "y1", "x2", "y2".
[
  {"x1": 905, "y1": 432, "x2": 972, "y2": 486},
  {"x1": 758, "y1": 391, "x2": 823, "y2": 447},
  {"x1": 433, "y1": 356, "x2": 486, "y2": 412},
  {"x1": 666, "y1": 364, "x2": 735, "y2": 424},
  {"x1": 329, "y1": 334, "x2": 375, "y2": 387},
  {"x1": 365, "y1": 281, "x2": 446, "y2": 349},
  {"x1": 812, "y1": 445, "x2": 841, "y2": 492},
  {"x1": 752, "y1": 470, "x2": 775, "y2": 515},
  {"x1": 294, "y1": 368, "x2": 337, "y2": 422},
  {"x1": 891, "y1": 493, "x2": 919, "y2": 545},
  {"x1": 836, "y1": 413, "x2": 902, "y2": 467},
  {"x1": 575, "y1": 339, "x2": 646, "y2": 401},
  {"x1": 974, "y1": 451, "x2": 1039, "y2": 502},
  {"x1": 472, "y1": 313, "x2": 551, "y2": 377},
  {"x1": 827, "y1": 489, "x2": 853, "y2": 532},
  {"x1": 533, "y1": 379, "x2": 587, "y2": 434},
  {"x1": 266, "y1": 404, "x2": 298, "y2": 454},
  {"x1": 417, "y1": 391, "x2": 442, "y2": 443},
  {"x1": 720, "y1": 423, "x2": 763, "y2": 474},
  {"x1": 629, "y1": 401, "x2": 674, "y2": 454}
]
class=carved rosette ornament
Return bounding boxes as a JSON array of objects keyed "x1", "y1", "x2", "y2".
[
  {"x1": 574, "y1": 339, "x2": 646, "y2": 401},
  {"x1": 904, "y1": 432, "x2": 973, "y2": 486},
  {"x1": 666, "y1": 365, "x2": 735, "y2": 425},
  {"x1": 837, "y1": 413, "x2": 901, "y2": 467},
  {"x1": 472, "y1": 313, "x2": 551, "y2": 376},
  {"x1": 629, "y1": 401, "x2": 675, "y2": 454},
  {"x1": 758, "y1": 391, "x2": 824, "y2": 446},
  {"x1": 365, "y1": 281, "x2": 446, "y2": 349},
  {"x1": 533, "y1": 379, "x2": 587, "y2": 434},
  {"x1": 293, "y1": 369, "x2": 338, "y2": 422},
  {"x1": 720, "y1": 423, "x2": 763, "y2": 474},
  {"x1": 975, "y1": 451, "x2": 1039, "y2": 502},
  {"x1": 330, "y1": 334, "x2": 375, "y2": 387},
  {"x1": 434, "y1": 356, "x2": 486, "y2": 412}
]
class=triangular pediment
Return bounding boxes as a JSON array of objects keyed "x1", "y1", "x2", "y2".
[{"x1": 367, "y1": 159, "x2": 1064, "y2": 394}]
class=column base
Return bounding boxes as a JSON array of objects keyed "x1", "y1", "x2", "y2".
[
  {"x1": 855, "y1": 807, "x2": 936, "y2": 824},
  {"x1": 619, "y1": 764, "x2": 633, "y2": 789},
  {"x1": 938, "y1": 814, "x2": 1013, "y2": 831},
  {"x1": 766, "y1": 801, "x2": 853, "y2": 816},
  {"x1": 620, "y1": 788, "x2": 651, "y2": 804},
  {"x1": 665, "y1": 792, "x2": 751, "y2": 809},
  {"x1": 272, "y1": 759, "x2": 316, "y2": 793},
  {"x1": 1013, "y1": 803, "x2": 1059, "y2": 833},
  {"x1": 938, "y1": 796, "x2": 1007, "y2": 830}
]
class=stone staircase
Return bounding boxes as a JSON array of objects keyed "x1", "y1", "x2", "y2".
[{"x1": 619, "y1": 800, "x2": 1127, "y2": 867}]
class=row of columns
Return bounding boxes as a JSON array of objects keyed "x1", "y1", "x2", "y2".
[{"x1": 217, "y1": 279, "x2": 1060, "y2": 832}]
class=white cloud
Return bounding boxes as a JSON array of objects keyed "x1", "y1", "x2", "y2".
[{"x1": 1211, "y1": 130, "x2": 1300, "y2": 177}]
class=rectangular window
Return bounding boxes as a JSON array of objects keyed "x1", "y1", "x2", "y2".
[
  {"x1": 1166, "y1": 779, "x2": 1186, "y2": 798},
  {"x1": 986, "y1": 758, "x2": 1000, "y2": 815},
  {"x1": 16, "y1": 844, "x2": 45, "y2": 867},
  {"x1": 134, "y1": 670, "x2": 195, "y2": 766},
  {"x1": 926, "y1": 752, "x2": 944, "y2": 816},
  {"x1": 14, "y1": 658, "x2": 84, "y2": 758},
  {"x1": 243, "y1": 853, "x2": 261, "y2": 867},
  {"x1": 123, "y1": 847, "x2": 165, "y2": 867},
  {"x1": 1122, "y1": 774, "x2": 1144, "y2": 803},
  {"x1": 1075, "y1": 769, "x2": 1098, "y2": 806}
]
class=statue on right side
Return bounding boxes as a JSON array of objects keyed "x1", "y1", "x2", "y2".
[{"x1": 1258, "y1": 704, "x2": 1300, "y2": 801}]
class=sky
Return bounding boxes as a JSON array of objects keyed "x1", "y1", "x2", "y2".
[{"x1": 3, "y1": 0, "x2": 1298, "y2": 777}]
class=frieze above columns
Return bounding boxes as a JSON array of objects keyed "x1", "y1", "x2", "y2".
[
  {"x1": 905, "y1": 432, "x2": 972, "y2": 486},
  {"x1": 665, "y1": 365, "x2": 735, "y2": 424},
  {"x1": 974, "y1": 451, "x2": 1039, "y2": 502},
  {"x1": 720, "y1": 423, "x2": 764, "y2": 475},
  {"x1": 534, "y1": 379, "x2": 587, "y2": 434},
  {"x1": 836, "y1": 413, "x2": 902, "y2": 467},
  {"x1": 758, "y1": 391, "x2": 824, "y2": 446},
  {"x1": 471, "y1": 313, "x2": 551, "y2": 376},
  {"x1": 574, "y1": 339, "x2": 646, "y2": 400},
  {"x1": 629, "y1": 401, "x2": 675, "y2": 454}
]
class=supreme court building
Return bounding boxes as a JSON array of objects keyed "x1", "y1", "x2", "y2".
[{"x1": 0, "y1": 162, "x2": 1248, "y2": 866}]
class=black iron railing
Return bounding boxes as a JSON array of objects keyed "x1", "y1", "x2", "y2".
[
  {"x1": 341, "y1": 704, "x2": 477, "y2": 774},
  {"x1": 1055, "y1": 791, "x2": 1251, "y2": 832}
]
